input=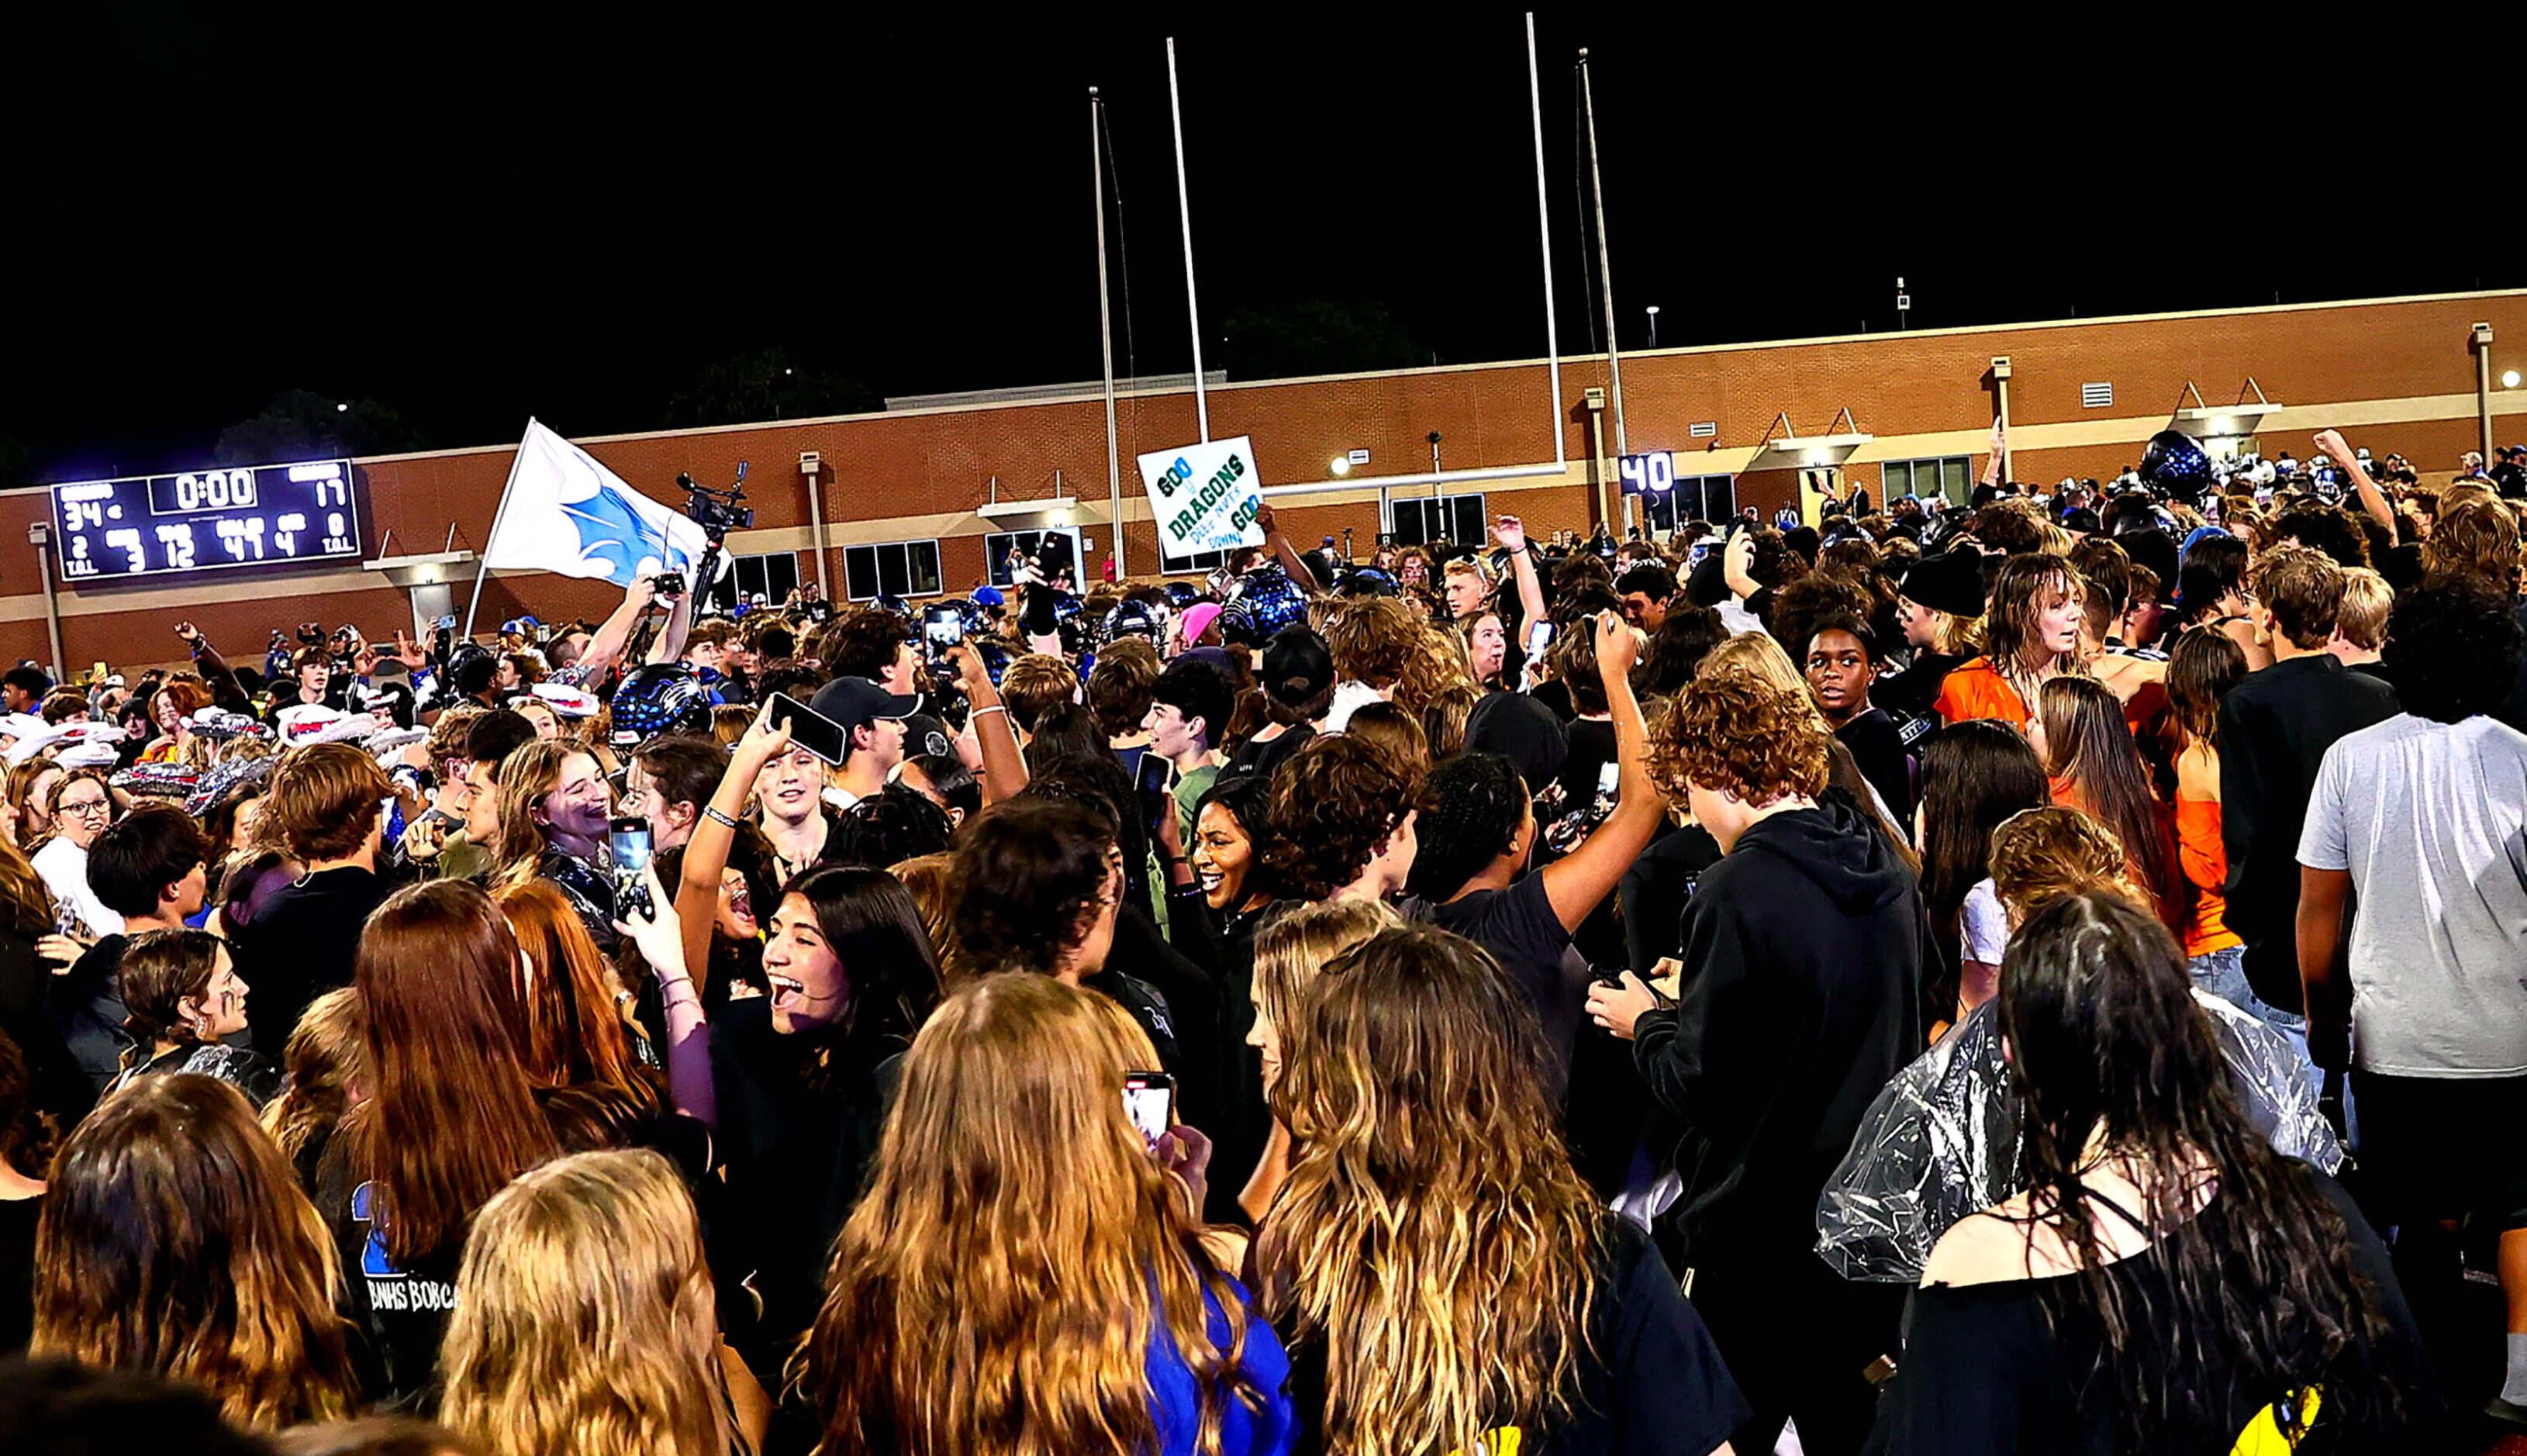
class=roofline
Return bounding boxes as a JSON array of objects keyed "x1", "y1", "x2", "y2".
[{"x1": 323, "y1": 284, "x2": 2518, "y2": 466}]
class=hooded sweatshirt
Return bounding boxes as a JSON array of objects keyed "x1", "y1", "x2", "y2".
[{"x1": 1631, "y1": 793, "x2": 1925, "y2": 1264}]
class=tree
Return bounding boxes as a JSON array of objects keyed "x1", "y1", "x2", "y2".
[
  {"x1": 665, "y1": 349, "x2": 876, "y2": 428},
  {"x1": 214, "y1": 390, "x2": 426, "y2": 464},
  {"x1": 1219, "y1": 299, "x2": 1434, "y2": 381}
]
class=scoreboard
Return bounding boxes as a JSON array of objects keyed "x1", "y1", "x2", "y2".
[{"x1": 50, "y1": 460, "x2": 361, "y2": 583}]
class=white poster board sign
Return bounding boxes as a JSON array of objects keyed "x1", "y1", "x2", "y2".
[{"x1": 1137, "y1": 436, "x2": 1265, "y2": 556}]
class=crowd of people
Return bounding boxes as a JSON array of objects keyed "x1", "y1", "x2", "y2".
[{"x1": 3, "y1": 423, "x2": 2525, "y2": 1454}]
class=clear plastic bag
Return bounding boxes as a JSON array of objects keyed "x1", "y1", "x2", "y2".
[{"x1": 1814, "y1": 988, "x2": 2343, "y2": 1283}]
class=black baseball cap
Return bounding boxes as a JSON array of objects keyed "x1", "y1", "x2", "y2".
[
  {"x1": 809, "y1": 676, "x2": 920, "y2": 737},
  {"x1": 1262, "y1": 626, "x2": 1334, "y2": 708},
  {"x1": 1898, "y1": 550, "x2": 1987, "y2": 618}
]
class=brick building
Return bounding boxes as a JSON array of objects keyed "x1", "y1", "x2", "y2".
[{"x1": 9, "y1": 288, "x2": 2523, "y2": 674}]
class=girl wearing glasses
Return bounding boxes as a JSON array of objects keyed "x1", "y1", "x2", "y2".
[{"x1": 31, "y1": 769, "x2": 121, "y2": 940}]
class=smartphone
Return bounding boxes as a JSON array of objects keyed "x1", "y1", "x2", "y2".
[
  {"x1": 433, "y1": 614, "x2": 458, "y2": 631},
  {"x1": 766, "y1": 691, "x2": 851, "y2": 766},
  {"x1": 608, "y1": 817, "x2": 655, "y2": 919},
  {"x1": 1524, "y1": 619, "x2": 1554, "y2": 658},
  {"x1": 1134, "y1": 751, "x2": 1174, "y2": 830},
  {"x1": 1124, "y1": 1071, "x2": 1175, "y2": 1149},
  {"x1": 922, "y1": 604, "x2": 964, "y2": 656},
  {"x1": 652, "y1": 571, "x2": 687, "y2": 598},
  {"x1": 1686, "y1": 538, "x2": 1716, "y2": 570}
]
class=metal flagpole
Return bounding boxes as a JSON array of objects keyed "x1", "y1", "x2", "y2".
[
  {"x1": 1578, "y1": 49, "x2": 1632, "y2": 531},
  {"x1": 463, "y1": 418, "x2": 537, "y2": 640},
  {"x1": 1165, "y1": 37, "x2": 1210, "y2": 443},
  {"x1": 1092, "y1": 88, "x2": 1126, "y2": 578},
  {"x1": 1526, "y1": 12, "x2": 1565, "y2": 473}
]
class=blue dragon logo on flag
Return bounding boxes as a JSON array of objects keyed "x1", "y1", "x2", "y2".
[{"x1": 558, "y1": 485, "x2": 688, "y2": 584}]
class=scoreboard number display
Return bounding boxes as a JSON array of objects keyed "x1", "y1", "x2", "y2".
[
  {"x1": 1615, "y1": 450, "x2": 1676, "y2": 496},
  {"x1": 50, "y1": 460, "x2": 361, "y2": 583}
]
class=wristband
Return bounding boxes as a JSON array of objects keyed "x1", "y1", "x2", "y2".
[
  {"x1": 703, "y1": 806, "x2": 742, "y2": 830},
  {"x1": 970, "y1": 704, "x2": 1006, "y2": 719}
]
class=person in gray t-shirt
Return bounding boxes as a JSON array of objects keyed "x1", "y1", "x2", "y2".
[{"x1": 2297, "y1": 571, "x2": 2527, "y2": 1423}]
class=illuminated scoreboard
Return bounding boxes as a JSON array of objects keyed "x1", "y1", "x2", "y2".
[{"x1": 50, "y1": 460, "x2": 362, "y2": 583}]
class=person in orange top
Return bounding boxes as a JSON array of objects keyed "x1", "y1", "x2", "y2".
[
  {"x1": 2162, "y1": 626, "x2": 2270, "y2": 1008},
  {"x1": 1931, "y1": 554, "x2": 2086, "y2": 727}
]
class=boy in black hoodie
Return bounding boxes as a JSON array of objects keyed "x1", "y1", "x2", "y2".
[{"x1": 1588, "y1": 666, "x2": 1923, "y2": 1456}]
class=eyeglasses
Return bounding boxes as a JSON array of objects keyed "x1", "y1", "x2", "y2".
[{"x1": 57, "y1": 798, "x2": 111, "y2": 818}]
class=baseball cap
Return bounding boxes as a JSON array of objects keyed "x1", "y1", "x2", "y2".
[
  {"x1": 1262, "y1": 626, "x2": 1334, "y2": 709},
  {"x1": 1897, "y1": 550, "x2": 1986, "y2": 619},
  {"x1": 809, "y1": 676, "x2": 920, "y2": 738},
  {"x1": 1464, "y1": 692, "x2": 1569, "y2": 793}
]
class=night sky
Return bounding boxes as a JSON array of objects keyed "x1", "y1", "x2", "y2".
[{"x1": 4, "y1": 5, "x2": 2503, "y2": 481}]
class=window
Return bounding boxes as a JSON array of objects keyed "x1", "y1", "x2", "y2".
[
  {"x1": 1157, "y1": 538, "x2": 1231, "y2": 574},
  {"x1": 1390, "y1": 493, "x2": 1486, "y2": 547},
  {"x1": 1642, "y1": 474, "x2": 1735, "y2": 533},
  {"x1": 1880, "y1": 456, "x2": 1973, "y2": 508},
  {"x1": 984, "y1": 529, "x2": 1083, "y2": 587},
  {"x1": 841, "y1": 539, "x2": 943, "y2": 602},
  {"x1": 702, "y1": 550, "x2": 802, "y2": 612}
]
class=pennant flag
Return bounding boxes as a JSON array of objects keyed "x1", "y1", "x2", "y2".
[{"x1": 482, "y1": 419, "x2": 713, "y2": 588}]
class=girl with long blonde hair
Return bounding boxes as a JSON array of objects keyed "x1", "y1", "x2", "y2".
[
  {"x1": 1238, "y1": 899, "x2": 1394, "y2": 1220},
  {"x1": 261, "y1": 985, "x2": 364, "y2": 1189},
  {"x1": 440, "y1": 1147, "x2": 765, "y2": 1456},
  {"x1": 1933, "y1": 553, "x2": 2088, "y2": 726},
  {"x1": 1258, "y1": 924, "x2": 1745, "y2": 1455},
  {"x1": 797, "y1": 972, "x2": 1293, "y2": 1456},
  {"x1": 34, "y1": 1074, "x2": 361, "y2": 1430}
]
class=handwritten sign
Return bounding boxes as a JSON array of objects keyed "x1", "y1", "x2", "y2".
[{"x1": 1137, "y1": 436, "x2": 1265, "y2": 555}]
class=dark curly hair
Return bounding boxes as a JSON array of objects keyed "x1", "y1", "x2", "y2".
[
  {"x1": 948, "y1": 798, "x2": 1117, "y2": 977},
  {"x1": 1648, "y1": 665, "x2": 1831, "y2": 805},
  {"x1": 827, "y1": 783, "x2": 958, "y2": 869},
  {"x1": 1265, "y1": 735, "x2": 1415, "y2": 899},
  {"x1": 1767, "y1": 571, "x2": 1873, "y2": 673},
  {"x1": 2387, "y1": 572, "x2": 2527, "y2": 723},
  {"x1": 2270, "y1": 502, "x2": 2372, "y2": 570},
  {"x1": 1405, "y1": 753, "x2": 1528, "y2": 902}
]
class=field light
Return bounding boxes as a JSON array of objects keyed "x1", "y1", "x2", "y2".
[
  {"x1": 2505, "y1": 369, "x2": 2522, "y2": 389},
  {"x1": 1329, "y1": 457, "x2": 1352, "y2": 477}
]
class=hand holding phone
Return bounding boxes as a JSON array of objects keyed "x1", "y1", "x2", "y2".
[
  {"x1": 1124, "y1": 1071, "x2": 1175, "y2": 1150},
  {"x1": 765, "y1": 692, "x2": 851, "y2": 766},
  {"x1": 608, "y1": 817, "x2": 656, "y2": 919},
  {"x1": 1134, "y1": 752, "x2": 1174, "y2": 833}
]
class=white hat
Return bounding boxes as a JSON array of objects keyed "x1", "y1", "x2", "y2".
[
  {"x1": 55, "y1": 740, "x2": 120, "y2": 769},
  {"x1": 531, "y1": 682, "x2": 599, "y2": 718},
  {"x1": 277, "y1": 706, "x2": 383, "y2": 747},
  {"x1": 0, "y1": 712, "x2": 48, "y2": 746}
]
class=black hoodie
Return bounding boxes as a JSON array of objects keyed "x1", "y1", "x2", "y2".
[{"x1": 1631, "y1": 794, "x2": 1926, "y2": 1265}]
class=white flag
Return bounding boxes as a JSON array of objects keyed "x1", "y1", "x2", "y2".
[{"x1": 482, "y1": 419, "x2": 713, "y2": 588}]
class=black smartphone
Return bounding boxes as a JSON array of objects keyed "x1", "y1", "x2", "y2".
[
  {"x1": 923, "y1": 604, "x2": 964, "y2": 656},
  {"x1": 652, "y1": 571, "x2": 687, "y2": 598},
  {"x1": 766, "y1": 691, "x2": 851, "y2": 767},
  {"x1": 609, "y1": 817, "x2": 654, "y2": 919},
  {"x1": 1133, "y1": 751, "x2": 1173, "y2": 830},
  {"x1": 1124, "y1": 1070, "x2": 1175, "y2": 1149}
]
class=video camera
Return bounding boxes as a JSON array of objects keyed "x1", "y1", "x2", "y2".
[{"x1": 677, "y1": 466, "x2": 754, "y2": 537}]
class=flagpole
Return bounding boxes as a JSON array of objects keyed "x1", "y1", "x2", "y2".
[
  {"x1": 1579, "y1": 49, "x2": 1631, "y2": 533},
  {"x1": 1165, "y1": 37, "x2": 1209, "y2": 444},
  {"x1": 1093, "y1": 87, "x2": 1125, "y2": 579},
  {"x1": 464, "y1": 419, "x2": 536, "y2": 640}
]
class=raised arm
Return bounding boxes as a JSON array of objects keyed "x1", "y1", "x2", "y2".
[
  {"x1": 615, "y1": 862, "x2": 717, "y2": 1130},
  {"x1": 678, "y1": 705, "x2": 790, "y2": 978},
  {"x1": 2314, "y1": 430, "x2": 2397, "y2": 540},
  {"x1": 951, "y1": 639, "x2": 1029, "y2": 805},
  {"x1": 1980, "y1": 418, "x2": 2007, "y2": 488},
  {"x1": 174, "y1": 623, "x2": 254, "y2": 714},
  {"x1": 647, "y1": 578, "x2": 695, "y2": 667},
  {"x1": 1493, "y1": 515, "x2": 1548, "y2": 630},
  {"x1": 1540, "y1": 611, "x2": 1663, "y2": 931},
  {"x1": 575, "y1": 575, "x2": 659, "y2": 681},
  {"x1": 1254, "y1": 502, "x2": 1321, "y2": 595}
]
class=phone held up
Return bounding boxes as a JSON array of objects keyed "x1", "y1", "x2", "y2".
[
  {"x1": 608, "y1": 817, "x2": 655, "y2": 919},
  {"x1": 765, "y1": 692, "x2": 851, "y2": 767},
  {"x1": 1133, "y1": 751, "x2": 1174, "y2": 833},
  {"x1": 1124, "y1": 1070, "x2": 1175, "y2": 1151}
]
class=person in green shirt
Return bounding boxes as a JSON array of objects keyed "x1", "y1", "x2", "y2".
[{"x1": 1145, "y1": 657, "x2": 1234, "y2": 844}]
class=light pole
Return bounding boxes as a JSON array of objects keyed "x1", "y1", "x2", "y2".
[
  {"x1": 1646, "y1": 305, "x2": 1660, "y2": 348},
  {"x1": 2474, "y1": 323, "x2": 2498, "y2": 468}
]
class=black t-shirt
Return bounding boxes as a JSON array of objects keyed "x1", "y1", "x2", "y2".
[
  {"x1": 1554, "y1": 718, "x2": 1618, "y2": 809},
  {"x1": 1415, "y1": 876, "x2": 1584, "y2": 1093},
  {"x1": 52, "y1": 933, "x2": 130, "y2": 1098},
  {"x1": 1224, "y1": 724, "x2": 1315, "y2": 784},
  {"x1": 318, "y1": 1140, "x2": 463, "y2": 1410},
  {"x1": 1876, "y1": 651, "x2": 1963, "y2": 720},
  {"x1": 1282, "y1": 1216, "x2": 1750, "y2": 1455},
  {"x1": 243, "y1": 866, "x2": 392, "y2": 1058},
  {"x1": 0, "y1": 1194, "x2": 36, "y2": 1355},
  {"x1": 1836, "y1": 707, "x2": 1913, "y2": 823},
  {"x1": 1866, "y1": 1169, "x2": 2437, "y2": 1454}
]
